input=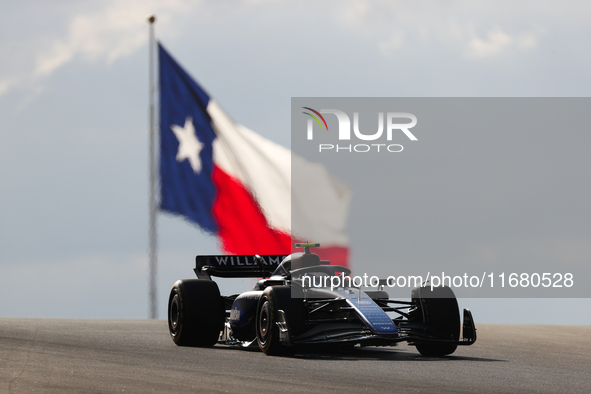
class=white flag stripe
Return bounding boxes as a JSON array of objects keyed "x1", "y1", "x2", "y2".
[
  {"x1": 207, "y1": 100, "x2": 350, "y2": 246},
  {"x1": 291, "y1": 155, "x2": 351, "y2": 245},
  {"x1": 208, "y1": 100, "x2": 292, "y2": 233}
]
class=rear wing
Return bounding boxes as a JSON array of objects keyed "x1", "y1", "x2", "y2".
[{"x1": 194, "y1": 255, "x2": 287, "y2": 279}]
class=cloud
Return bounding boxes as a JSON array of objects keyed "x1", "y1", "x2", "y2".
[
  {"x1": 34, "y1": 1, "x2": 180, "y2": 77},
  {"x1": 0, "y1": 0, "x2": 196, "y2": 98},
  {"x1": 0, "y1": 0, "x2": 588, "y2": 100},
  {"x1": 378, "y1": 31, "x2": 404, "y2": 56},
  {"x1": 0, "y1": 79, "x2": 12, "y2": 96},
  {"x1": 465, "y1": 28, "x2": 537, "y2": 59},
  {"x1": 334, "y1": 0, "x2": 541, "y2": 60}
]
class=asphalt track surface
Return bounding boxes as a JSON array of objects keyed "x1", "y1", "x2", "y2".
[{"x1": 1, "y1": 318, "x2": 590, "y2": 393}]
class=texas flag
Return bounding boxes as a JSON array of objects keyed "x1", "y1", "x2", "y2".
[{"x1": 158, "y1": 43, "x2": 351, "y2": 266}]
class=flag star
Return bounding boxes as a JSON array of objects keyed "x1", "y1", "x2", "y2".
[{"x1": 170, "y1": 117, "x2": 203, "y2": 173}]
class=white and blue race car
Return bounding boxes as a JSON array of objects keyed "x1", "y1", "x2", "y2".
[{"x1": 167, "y1": 243, "x2": 477, "y2": 356}]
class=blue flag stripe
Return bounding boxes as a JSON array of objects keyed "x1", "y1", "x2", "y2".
[{"x1": 158, "y1": 43, "x2": 218, "y2": 233}]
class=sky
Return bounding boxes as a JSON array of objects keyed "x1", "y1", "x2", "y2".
[{"x1": 1, "y1": 0, "x2": 590, "y2": 323}]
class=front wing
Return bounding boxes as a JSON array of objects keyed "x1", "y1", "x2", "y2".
[{"x1": 274, "y1": 298, "x2": 477, "y2": 348}]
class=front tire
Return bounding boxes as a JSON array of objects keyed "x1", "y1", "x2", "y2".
[
  {"x1": 256, "y1": 286, "x2": 304, "y2": 355},
  {"x1": 168, "y1": 279, "x2": 225, "y2": 347},
  {"x1": 411, "y1": 285, "x2": 460, "y2": 357}
]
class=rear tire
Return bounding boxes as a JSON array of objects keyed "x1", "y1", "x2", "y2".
[
  {"x1": 411, "y1": 285, "x2": 460, "y2": 357},
  {"x1": 168, "y1": 279, "x2": 225, "y2": 347}
]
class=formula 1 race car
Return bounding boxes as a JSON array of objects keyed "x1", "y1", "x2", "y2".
[{"x1": 167, "y1": 244, "x2": 477, "y2": 356}]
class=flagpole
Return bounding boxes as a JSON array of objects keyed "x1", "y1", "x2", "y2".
[{"x1": 147, "y1": 14, "x2": 158, "y2": 319}]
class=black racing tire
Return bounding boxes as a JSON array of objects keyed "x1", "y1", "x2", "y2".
[
  {"x1": 411, "y1": 285, "x2": 460, "y2": 357},
  {"x1": 168, "y1": 279, "x2": 225, "y2": 347},
  {"x1": 256, "y1": 286, "x2": 305, "y2": 355}
]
